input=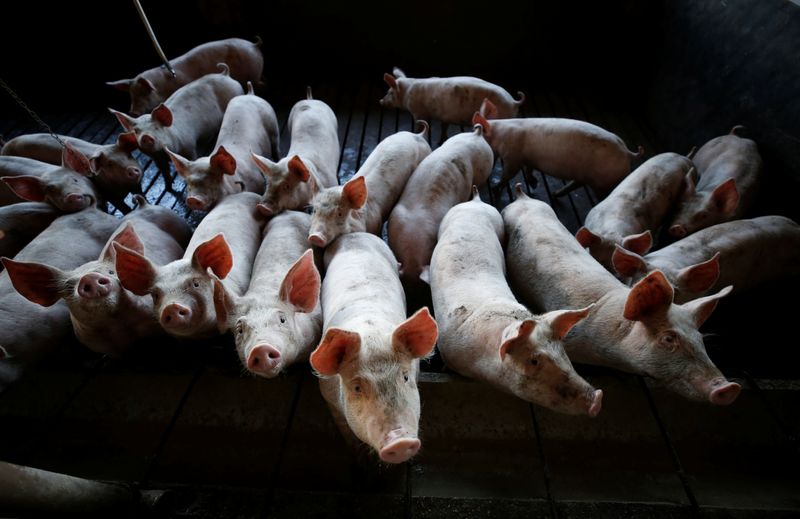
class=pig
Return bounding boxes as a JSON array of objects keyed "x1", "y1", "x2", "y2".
[
  {"x1": 213, "y1": 211, "x2": 322, "y2": 377},
  {"x1": 472, "y1": 105, "x2": 643, "y2": 196},
  {"x1": 107, "y1": 37, "x2": 264, "y2": 116},
  {"x1": 1, "y1": 132, "x2": 142, "y2": 203},
  {"x1": 380, "y1": 67, "x2": 525, "y2": 144},
  {"x1": 575, "y1": 153, "x2": 694, "y2": 271},
  {"x1": 431, "y1": 187, "x2": 602, "y2": 415},
  {"x1": 387, "y1": 125, "x2": 493, "y2": 291},
  {"x1": 502, "y1": 184, "x2": 740, "y2": 405},
  {"x1": 0, "y1": 145, "x2": 101, "y2": 211},
  {"x1": 308, "y1": 122, "x2": 431, "y2": 247},
  {"x1": 109, "y1": 66, "x2": 244, "y2": 188},
  {"x1": 0, "y1": 208, "x2": 119, "y2": 390},
  {"x1": 252, "y1": 88, "x2": 339, "y2": 216},
  {"x1": 113, "y1": 192, "x2": 263, "y2": 339},
  {"x1": 3, "y1": 196, "x2": 192, "y2": 354},
  {"x1": 310, "y1": 232, "x2": 438, "y2": 463},
  {"x1": 668, "y1": 126, "x2": 762, "y2": 238},
  {"x1": 166, "y1": 82, "x2": 279, "y2": 211},
  {"x1": 0, "y1": 202, "x2": 62, "y2": 260},
  {"x1": 612, "y1": 215, "x2": 800, "y2": 303}
]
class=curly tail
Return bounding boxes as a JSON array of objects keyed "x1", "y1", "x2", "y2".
[
  {"x1": 686, "y1": 146, "x2": 697, "y2": 159},
  {"x1": 253, "y1": 35, "x2": 263, "y2": 48},
  {"x1": 514, "y1": 91, "x2": 526, "y2": 106},
  {"x1": 415, "y1": 120, "x2": 429, "y2": 138},
  {"x1": 730, "y1": 125, "x2": 746, "y2": 136},
  {"x1": 217, "y1": 63, "x2": 231, "y2": 76},
  {"x1": 133, "y1": 194, "x2": 148, "y2": 208},
  {"x1": 631, "y1": 145, "x2": 645, "y2": 159},
  {"x1": 246, "y1": 81, "x2": 254, "y2": 95},
  {"x1": 306, "y1": 86, "x2": 313, "y2": 100}
]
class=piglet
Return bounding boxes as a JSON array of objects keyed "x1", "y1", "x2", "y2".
[
  {"x1": 431, "y1": 188, "x2": 601, "y2": 415},
  {"x1": 0, "y1": 208, "x2": 119, "y2": 390},
  {"x1": 668, "y1": 126, "x2": 762, "y2": 238},
  {"x1": 0, "y1": 145, "x2": 100, "y2": 211},
  {"x1": 114, "y1": 192, "x2": 263, "y2": 339},
  {"x1": 387, "y1": 125, "x2": 493, "y2": 291},
  {"x1": 110, "y1": 65, "x2": 244, "y2": 188},
  {"x1": 0, "y1": 202, "x2": 62, "y2": 260},
  {"x1": 253, "y1": 88, "x2": 339, "y2": 216},
  {"x1": 473, "y1": 105, "x2": 642, "y2": 196},
  {"x1": 308, "y1": 122, "x2": 431, "y2": 247},
  {"x1": 167, "y1": 82, "x2": 279, "y2": 211},
  {"x1": 2, "y1": 132, "x2": 142, "y2": 203},
  {"x1": 108, "y1": 37, "x2": 264, "y2": 116},
  {"x1": 213, "y1": 211, "x2": 322, "y2": 377},
  {"x1": 575, "y1": 153, "x2": 694, "y2": 271},
  {"x1": 3, "y1": 196, "x2": 192, "y2": 354},
  {"x1": 612, "y1": 215, "x2": 800, "y2": 304},
  {"x1": 380, "y1": 67, "x2": 524, "y2": 144},
  {"x1": 310, "y1": 232, "x2": 438, "y2": 464},
  {"x1": 503, "y1": 185, "x2": 739, "y2": 405}
]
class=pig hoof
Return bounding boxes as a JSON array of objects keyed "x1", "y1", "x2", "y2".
[
  {"x1": 709, "y1": 382, "x2": 741, "y2": 405},
  {"x1": 379, "y1": 437, "x2": 421, "y2": 464}
]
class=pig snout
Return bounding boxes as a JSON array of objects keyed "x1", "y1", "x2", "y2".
[
  {"x1": 126, "y1": 166, "x2": 142, "y2": 182},
  {"x1": 708, "y1": 379, "x2": 741, "y2": 406},
  {"x1": 160, "y1": 303, "x2": 193, "y2": 329},
  {"x1": 186, "y1": 195, "x2": 209, "y2": 211},
  {"x1": 308, "y1": 232, "x2": 327, "y2": 248},
  {"x1": 379, "y1": 428, "x2": 421, "y2": 464},
  {"x1": 139, "y1": 135, "x2": 156, "y2": 152},
  {"x1": 78, "y1": 273, "x2": 112, "y2": 299},
  {"x1": 247, "y1": 344, "x2": 282, "y2": 377},
  {"x1": 256, "y1": 203, "x2": 274, "y2": 218},
  {"x1": 64, "y1": 193, "x2": 90, "y2": 211},
  {"x1": 669, "y1": 224, "x2": 687, "y2": 238}
]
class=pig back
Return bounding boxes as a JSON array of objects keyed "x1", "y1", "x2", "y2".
[
  {"x1": 0, "y1": 202, "x2": 62, "y2": 259},
  {"x1": 114, "y1": 204, "x2": 192, "y2": 266},
  {"x1": 287, "y1": 100, "x2": 340, "y2": 187},
  {"x1": 246, "y1": 211, "x2": 311, "y2": 296},
  {"x1": 1, "y1": 134, "x2": 66, "y2": 164}
]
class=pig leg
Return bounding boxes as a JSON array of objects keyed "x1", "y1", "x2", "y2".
[
  {"x1": 521, "y1": 165, "x2": 538, "y2": 190},
  {"x1": 154, "y1": 156, "x2": 176, "y2": 192},
  {"x1": 553, "y1": 180, "x2": 582, "y2": 197},
  {"x1": 438, "y1": 122, "x2": 450, "y2": 147}
]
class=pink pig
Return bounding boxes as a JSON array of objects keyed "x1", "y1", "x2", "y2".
[{"x1": 503, "y1": 185, "x2": 740, "y2": 405}]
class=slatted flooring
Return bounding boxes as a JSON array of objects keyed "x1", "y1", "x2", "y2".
[{"x1": 1, "y1": 80, "x2": 798, "y2": 518}]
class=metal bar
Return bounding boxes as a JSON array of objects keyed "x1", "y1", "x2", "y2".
[{"x1": 132, "y1": 0, "x2": 176, "y2": 77}]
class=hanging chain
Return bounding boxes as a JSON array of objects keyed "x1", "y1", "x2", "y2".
[
  {"x1": 0, "y1": 76, "x2": 66, "y2": 148},
  {"x1": 132, "y1": 0, "x2": 176, "y2": 77}
]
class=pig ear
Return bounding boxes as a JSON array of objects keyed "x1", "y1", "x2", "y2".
[
  {"x1": 114, "y1": 243, "x2": 157, "y2": 296},
  {"x1": 108, "y1": 108, "x2": 137, "y2": 132},
  {"x1": 1, "y1": 257, "x2": 65, "y2": 307},
  {"x1": 106, "y1": 78, "x2": 133, "y2": 92},
  {"x1": 165, "y1": 148, "x2": 191, "y2": 179},
  {"x1": 624, "y1": 270, "x2": 675, "y2": 321},
  {"x1": 675, "y1": 253, "x2": 721, "y2": 296},
  {"x1": 711, "y1": 179, "x2": 739, "y2": 216},
  {"x1": 480, "y1": 98, "x2": 499, "y2": 119},
  {"x1": 310, "y1": 328, "x2": 361, "y2": 376},
  {"x1": 392, "y1": 307, "x2": 438, "y2": 359},
  {"x1": 575, "y1": 227, "x2": 600, "y2": 248},
  {"x1": 383, "y1": 73, "x2": 398, "y2": 91},
  {"x1": 288, "y1": 155, "x2": 311, "y2": 182},
  {"x1": 621, "y1": 230, "x2": 653, "y2": 256},
  {"x1": 682, "y1": 285, "x2": 733, "y2": 327},
  {"x1": 499, "y1": 319, "x2": 535, "y2": 360},
  {"x1": 151, "y1": 103, "x2": 173, "y2": 127},
  {"x1": 105, "y1": 223, "x2": 145, "y2": 262},
  {"x1": 211, "y1": 275, "x2": 237, "y2": 333},
  {"x1": 545, "y1": 304, "x2": 594, "y2": 340},
  {"x1": 210, "y1": 146, "x2": 237, "y2": 176},
  {"x1": 343, "y1": 176, "x2": 367, "y2": 209},
  {"x1": 251, "y1": 153, "x2": 277, "y2": 177},
  {"x1": 116, "y1": 132, "x2": 139, "y2": 153},
  {"x1": 612, "y1": 244, "x2": 647, "y2": 278},
  {"x1": 135, "y1": 77, "x2": 155, "y2": 93},
  {"x1": 419, "y1": 265, "x2": 431, "y2": 285},
  {"x1": 192, "y1": 234, "x2": 233, "y2": 279},
  {"x1": 61, "y1": 143, "x2": 95, "y2": 177},
  {"x1": 279, "y1": 249, "x2": 320, "y2": 313},
  {"x1": 472, "y1": 112, "x2": 492, "y2": 138},
  {"x1": 2, "y1": 176, "x2": 46, "y2": 202}
]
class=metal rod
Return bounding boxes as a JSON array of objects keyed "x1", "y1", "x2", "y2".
[{"x1": 132, "y1": 0, "x2": 176, "y2": 77}]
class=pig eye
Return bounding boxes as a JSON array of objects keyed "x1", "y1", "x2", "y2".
[
  {"x1": 659, "y1": 332, "x2": 679, "y2": 351},
  {"x1": 403, "y1": 372, "x2": 409, "y2": 383},
  {"x1": 529, "y1": 358, "x2": 539, "y2": 366},
  {"x1": 279, "y1": 313, "x2": 286, "y2": 324},
  {"x1": 236, "y1": 321, "x2": 244, "y2": 335},
  {"x1": 72, "y1": 178, "x2": 79, "y2": 183},
  {"x1": 192, "y1": 279, "x2": 200, "y2": 288},
  {"x1": 108, "y1": 270, "x2": 114, "y2": 275}
]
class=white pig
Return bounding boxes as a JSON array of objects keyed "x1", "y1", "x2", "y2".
[
  {"x1": 0, "y1": 146, "x2": 100, "y2": 211},
  {"x1": 107, "y1": 37, "x2": 264, "y2": 116},
  {"x1": 213, "y1": 211, "x2": 322, "y2": 377},
  {"x1": 431, "y1": 188, "x2": 602, "y2": 416},
  {"x1": 166, "y1": 82, "x2": 279, "y2": 211},
  {"x1": 387, "y1": 125, "x2": 493, "y2": 291},
  {"x1": 310, "y1": 232, "x2": 438, "y2": 464},
  {"x1": 575, "y1": 153, "x2": 694, "y2": 271},
  {"x1": 308, "y1": 122, "x2": 431, "y2": 247},
  {"x1": 380, "y1": 67, "x2": 524, "y2": 144},
  {"x1": 668, "y1": 126, "x2": 762, "y2": 238},
  {"x1": 612, "y1": 215, "x2": 800, "y2": 303},
  {"x1": 3, "y1": 196, "x2": 192, "y2": 354},
  {"x1": 110, "y1": 66, "x2": 244, "y2": 188},
  {"x1": 252, "y1": 88, "x2": 339, "y2": 216},
  {"x1": 113, "y1": 192, "x2": 263, "y2": 339},
  {"x1": 473, "y1": 106, "x2": 643, "y2": 196},
  {"x1": 503, "y1": 185, "x2": 740, "y2": 405},
  {"x1": 1, "y1": 132, "x2": 142, "y2": 202}
]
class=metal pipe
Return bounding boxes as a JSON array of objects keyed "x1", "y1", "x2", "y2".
[{"x1": 132, "y1": 0, "x2": 176, "y2": 77}]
